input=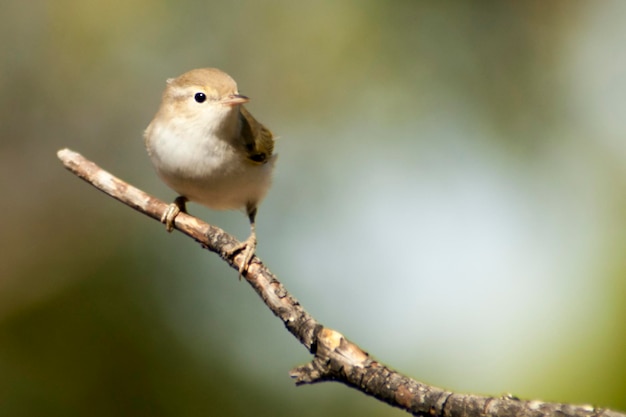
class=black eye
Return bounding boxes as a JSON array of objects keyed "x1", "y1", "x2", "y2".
[{"x1": 194, "y1": 92, "x2": 206, "y2": 103}]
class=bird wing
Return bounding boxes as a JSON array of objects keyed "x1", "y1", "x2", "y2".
[{"x1": 239, "y1": 106, "x2": 274, "y2": 165}]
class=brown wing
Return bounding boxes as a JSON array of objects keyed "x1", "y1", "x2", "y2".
[{"x1": 239, "y1": 106, "x2": 274, "y2": 165}]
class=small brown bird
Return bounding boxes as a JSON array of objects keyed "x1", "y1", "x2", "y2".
[{"x1": 144, "y1": 68, "x2": 277, "y2": 275}]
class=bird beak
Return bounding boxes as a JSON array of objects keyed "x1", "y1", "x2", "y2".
[{"x1": 221, "y1": 94, "x2": 250, "y2": 106}]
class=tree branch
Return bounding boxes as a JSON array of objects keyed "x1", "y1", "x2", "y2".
[{"x1": 57, "y1": 148, "x2": 624, "y2": 417}]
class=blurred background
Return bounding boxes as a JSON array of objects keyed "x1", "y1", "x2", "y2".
[{"x1": 1, "y1": 1, "x2": 625, "y2": 416}]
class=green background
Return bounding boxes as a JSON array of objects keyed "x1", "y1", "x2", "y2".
[{"x1": 2, "y1": 1, "x2": 625, "y2": 416}]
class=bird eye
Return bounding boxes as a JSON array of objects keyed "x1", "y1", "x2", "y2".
[{"x1": 194, "y1": 92, "x2": 207, "y2": 103}]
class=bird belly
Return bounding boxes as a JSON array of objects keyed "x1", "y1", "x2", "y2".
[
  {"x1": 148, "y1": 127, "x2": 276, "y2": 211},
  {"x1": 165, "y1": 159, "x2": 275, "y2": 211}
]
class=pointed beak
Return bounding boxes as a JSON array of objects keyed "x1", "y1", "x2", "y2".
[{"x1": 221, "y1": 93, "x2": 249, "y2": 106}]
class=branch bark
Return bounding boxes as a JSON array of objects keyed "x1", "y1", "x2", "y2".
[{"x1": 57, "y1": 148, "x2": 624, "y2": 417}]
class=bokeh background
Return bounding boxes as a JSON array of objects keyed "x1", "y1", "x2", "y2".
[{"x1": 2, "y1": 1, "x2": 625, "y2": 416}]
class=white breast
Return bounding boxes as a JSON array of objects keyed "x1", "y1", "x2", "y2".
[{"x1": 146, "y1": 116, "x2": 276, "y2": 211}]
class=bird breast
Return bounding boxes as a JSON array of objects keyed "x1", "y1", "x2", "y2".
[{"x1": 146, "y1": 117, "x2": 275, "y2": 211}]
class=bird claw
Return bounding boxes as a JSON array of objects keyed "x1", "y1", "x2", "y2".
[
  {"x1": 161, "y1": 204, "x2": 180, "y2": 232},
  {"x1": 161, "y1": 196, "x2": 187, "y2": 232},
  {"x1": 227, "y1": 235, "x2": 257, "y2": 279}
]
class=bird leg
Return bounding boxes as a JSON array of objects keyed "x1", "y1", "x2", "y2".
[
  {"x1": 162, "y1": 196, "x2": 188, "y2": 232},
  {"x1": 227, "y1": 205, "x2": 258, "y2": 277}
]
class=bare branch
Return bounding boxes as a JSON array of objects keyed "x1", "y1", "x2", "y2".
[{"x1": 57, "y1": 148, "x2": 624, "y2": 417}]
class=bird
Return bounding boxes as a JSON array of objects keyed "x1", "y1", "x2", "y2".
[{"x1": 144, "y1": 68, "x2": 276, "y2": 275}]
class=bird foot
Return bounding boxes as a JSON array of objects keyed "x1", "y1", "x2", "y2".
[
  {"x1": 227, "y1": 235, "x2": 257, "y2": 278},
  {"x1": 161, "y1": 196, "x2": 187, "y2": 232}
]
